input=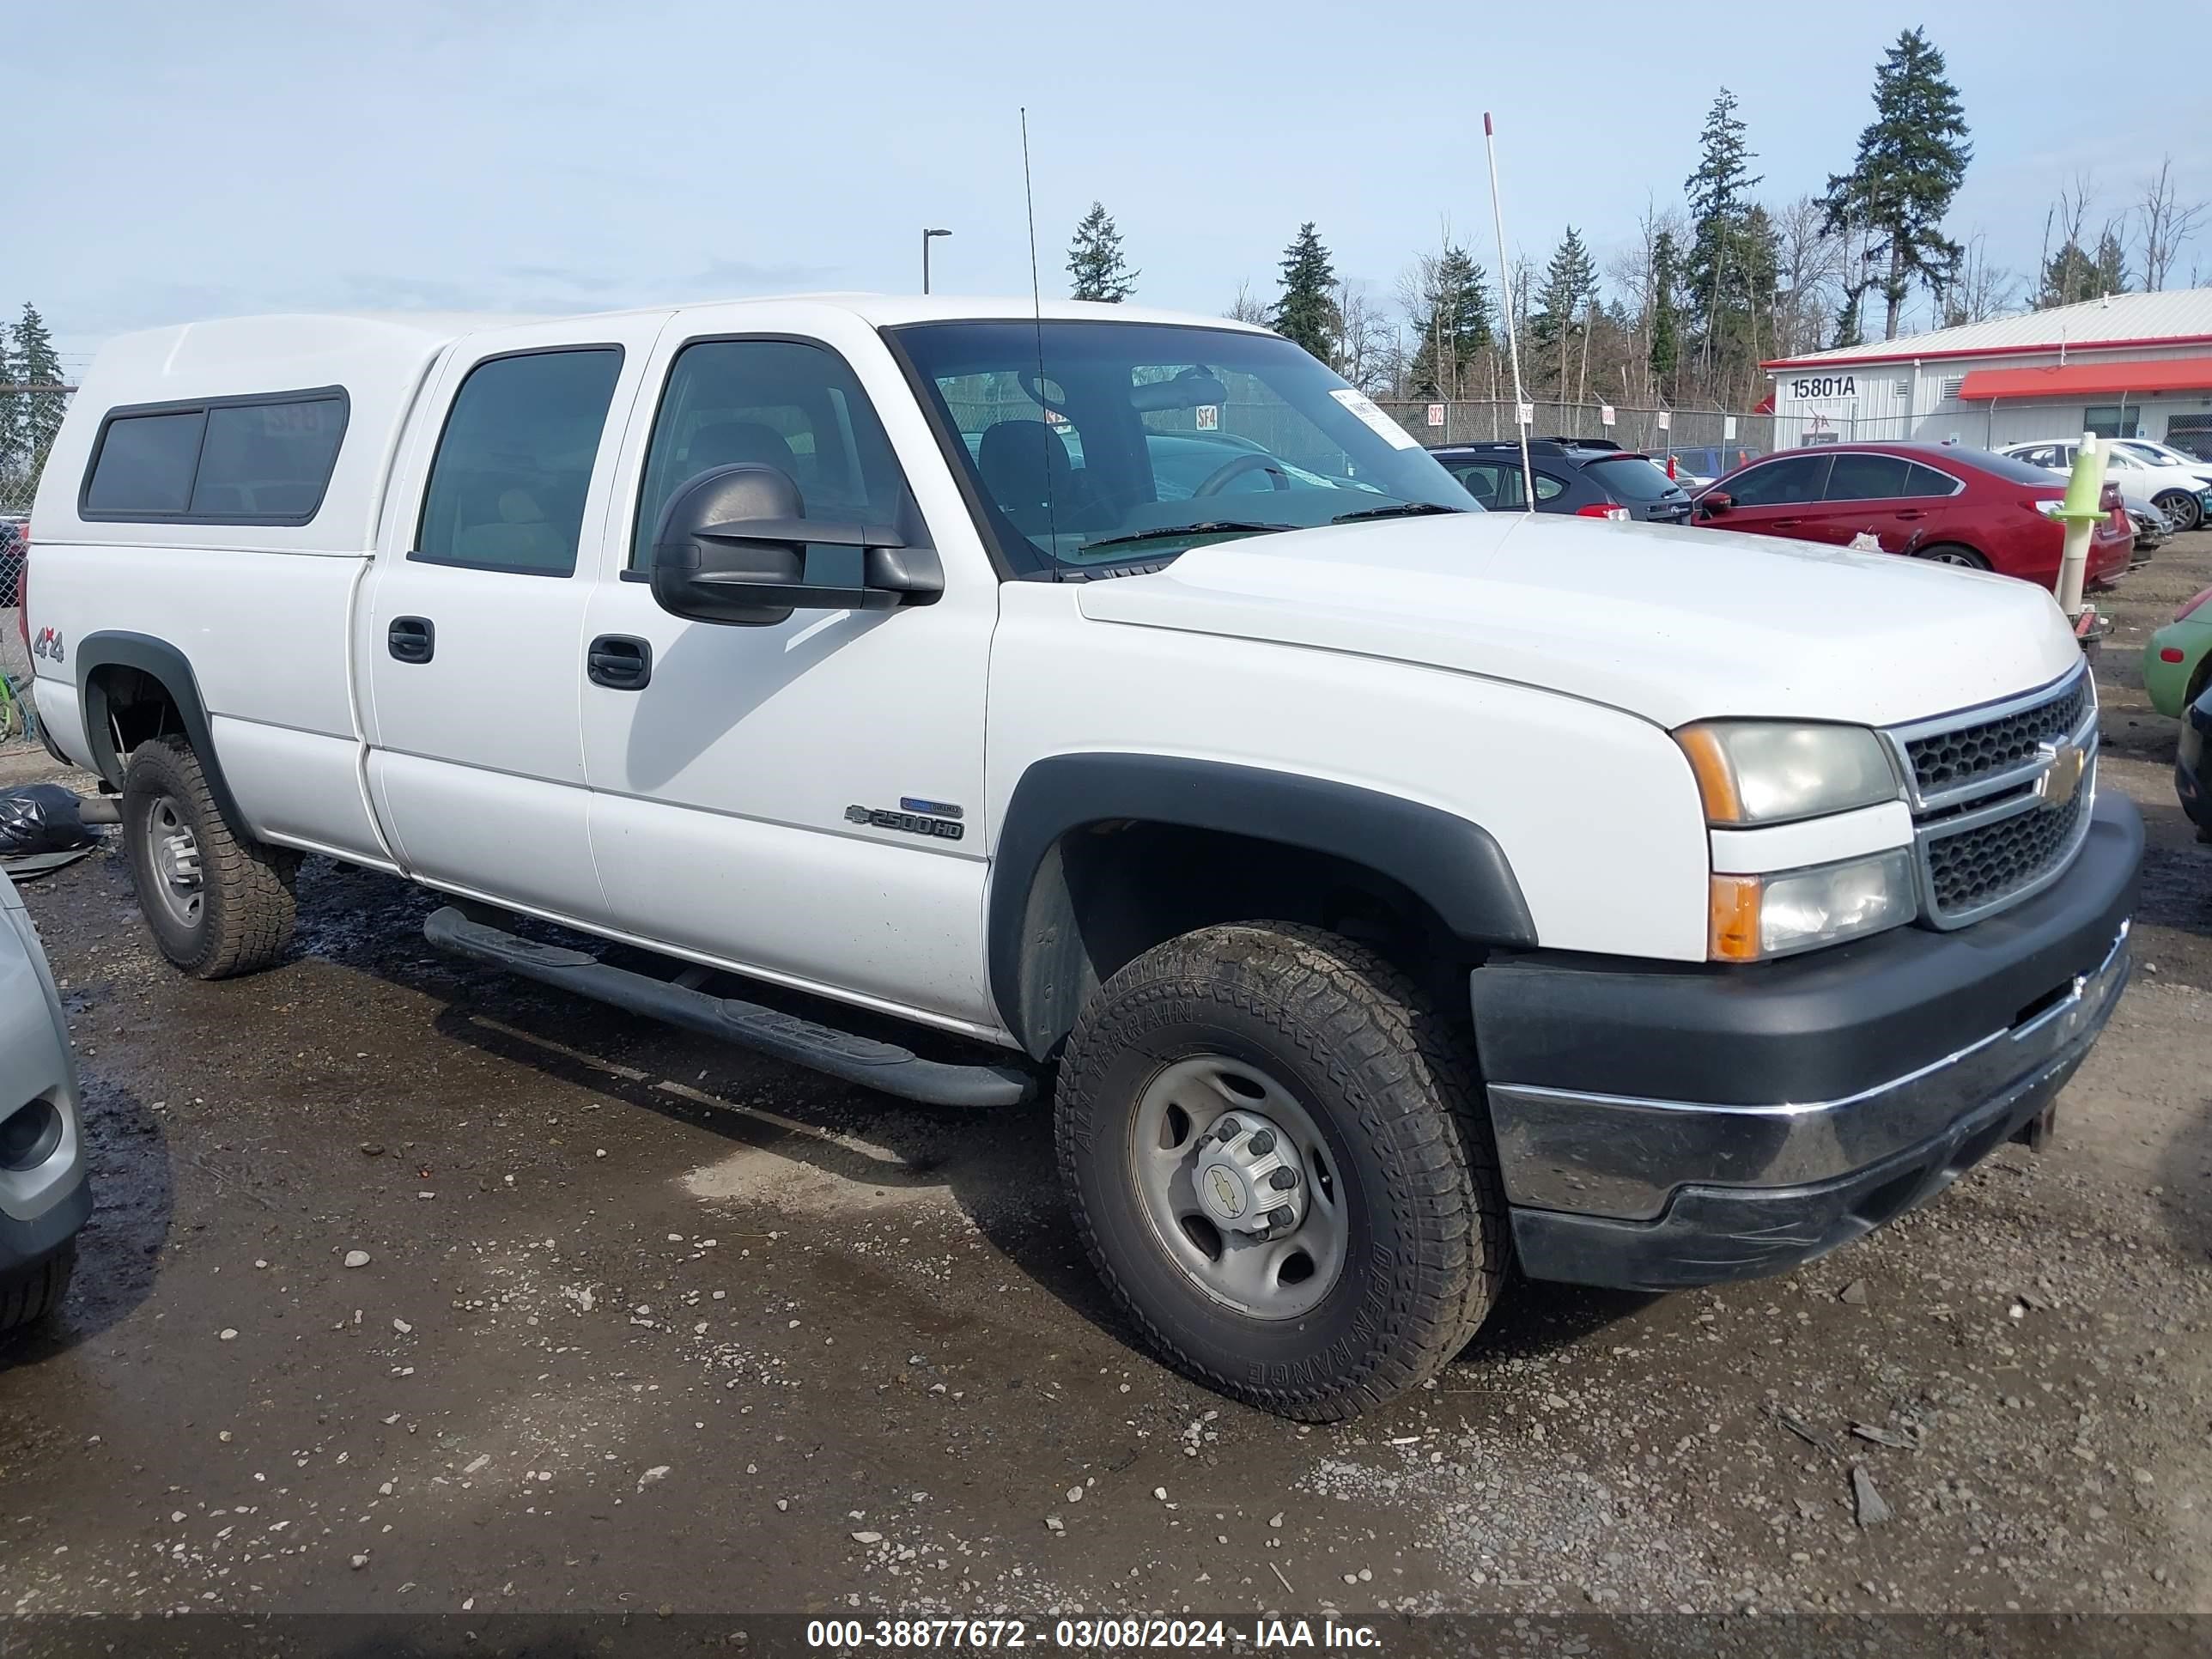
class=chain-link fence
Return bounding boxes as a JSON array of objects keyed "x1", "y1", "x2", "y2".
[
  {"x1": 1374, "y1": 398, "x2": 1774, "y2": 460},
  {"x1": 2, "y1": 384, "x2": 72, "y2": 757}
]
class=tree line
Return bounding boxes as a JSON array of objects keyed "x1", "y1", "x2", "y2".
[{"x1": 1064, "y1": 27, "x2": 2205, "y2": 414}]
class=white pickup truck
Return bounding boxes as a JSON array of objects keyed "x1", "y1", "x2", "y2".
[{"x1": 24, "y1": 297, "x2": 2139, "y2": 1418}]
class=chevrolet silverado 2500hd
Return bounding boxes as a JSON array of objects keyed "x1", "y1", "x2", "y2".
[{"x1": 24, "y1": 297, "x2": 2139, "y2": 1419}]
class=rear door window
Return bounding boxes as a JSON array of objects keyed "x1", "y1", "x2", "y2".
[
  {"x1": 1726, "y1": 454, "x2": 1832, "y2": 506},
  {"x1": 1903, "y1": 464, "x2": 1962, "y2": 497},
  {"x1": 415, "y1": 348, "x2": 624, "y2": 576},
  {"x1": 1820, "y1": 453, "x2": 1912, "y2": 501}
]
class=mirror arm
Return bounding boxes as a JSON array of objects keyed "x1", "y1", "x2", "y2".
[
  {"x1": 698, "y1": 517, "x2": 903, "y2": 550},
  {"x1": 690, "y1": 571, "x2": 902, "y2": 611}
]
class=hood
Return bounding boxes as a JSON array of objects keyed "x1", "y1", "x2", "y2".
[{"x1": 1074, "y1": 513, "x2": 2082, "y2": 730}]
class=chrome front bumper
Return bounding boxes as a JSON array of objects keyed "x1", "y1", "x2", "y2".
[{"x1": 1489, "y1": 921, "x2": 2130, "y2": 1224}]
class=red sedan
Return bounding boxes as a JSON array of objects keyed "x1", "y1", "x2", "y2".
[{"x1": 1692, "y1": 441, "x2": 2132, "y2": 590}]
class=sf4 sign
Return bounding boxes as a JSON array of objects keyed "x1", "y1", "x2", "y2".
[
  {"x1": 31, "y1": 626, "x2": 63, "y2": 664},
  {"x1": 1789, "y1": 374, "x2": 1857, "y2": 401}
]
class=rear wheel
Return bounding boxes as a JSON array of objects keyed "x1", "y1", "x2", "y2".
[
  {"x1": 1055, "y1": 922, "x2": 1505, "y2": 1420},
  {"x1": 2155, "y1": 490, "x2": 2202, "y2": 532},
  {"x1": 121, "y1": 737, "x2": 296, "y2": 978},
  {"x1": 1916, "y1": 543, "x2": 1990, "y2": 570}
]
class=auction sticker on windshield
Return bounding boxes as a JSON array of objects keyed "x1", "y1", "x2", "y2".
[{"x1": 1329, "y1": 388, "x2": 1419, "y2": 450}]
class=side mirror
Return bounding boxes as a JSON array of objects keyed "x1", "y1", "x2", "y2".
[
  {"x1": 1698, "y1": 491, "x2": 1733, "y2": 518},
  {"x1": 650, "y1": 464, "x2": 942, "y2": 628}
]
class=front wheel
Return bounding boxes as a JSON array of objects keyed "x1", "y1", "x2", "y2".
[{"x1": 1055, "y1": 923, "x2": 1505, "y2": 1420}]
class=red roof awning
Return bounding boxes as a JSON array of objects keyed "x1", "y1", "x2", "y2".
[{"x1": 1957, "y1": 355, "x2": 2212, "y2": 400}]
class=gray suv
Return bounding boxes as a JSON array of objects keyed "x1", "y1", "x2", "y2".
[{"x1": 0, "y1": 871, "x2": 88, "y2": 1334}]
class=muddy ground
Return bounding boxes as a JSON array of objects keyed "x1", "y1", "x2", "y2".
[{"x1": 2, "y1": 537, "x2": 2209, "y2": 1644}]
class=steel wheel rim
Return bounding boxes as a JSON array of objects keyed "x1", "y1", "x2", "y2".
[
  {"x1": 144, "y1": 796, "x2": 204, "y2": 929},
  {"x1": 1129, "y1": 1055, "x2": 1348, "y2": 1321}
]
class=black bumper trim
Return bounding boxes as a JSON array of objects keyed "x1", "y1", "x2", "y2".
[{"x1": 1468, "y1": 792, "x2": 2142, "y2": 1109}]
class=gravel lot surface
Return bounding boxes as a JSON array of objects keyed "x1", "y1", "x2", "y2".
[{"x1": 1, "y1": 536, "x2": 2208, "y2": 1650}]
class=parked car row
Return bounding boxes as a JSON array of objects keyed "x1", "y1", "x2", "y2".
[{"x1": 1427, "y1": 437, "x2": 2137, "y2": 592}]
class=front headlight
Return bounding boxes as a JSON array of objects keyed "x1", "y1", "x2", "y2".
[
  {"x1": 1710, "y1": 849, "x2": 1917, "y2": 961},
  {"x1": 1675, "y1": 720, "x2": 1899, "y2": 825}
]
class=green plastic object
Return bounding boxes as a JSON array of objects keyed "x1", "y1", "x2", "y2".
[{"x1": 2052, "y1": 437, "x2": 2109, "y2": 525}]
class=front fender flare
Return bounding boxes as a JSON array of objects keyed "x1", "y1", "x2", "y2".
[{"x1": 987, "y1": 752, "x2": 1535, "y2": 1057}]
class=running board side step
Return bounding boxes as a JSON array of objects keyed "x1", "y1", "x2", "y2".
[{"x1": 423, "y1": 906, "x2": 1034, "y2": 1108}]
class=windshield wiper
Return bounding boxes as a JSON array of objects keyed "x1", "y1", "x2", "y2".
[
  {"x1": 1329, "y1": 501, "x2": 1468, "y2": 525},
  {"x1": 1080, "y1": 520, "x2": 1298, "y2": 552}
]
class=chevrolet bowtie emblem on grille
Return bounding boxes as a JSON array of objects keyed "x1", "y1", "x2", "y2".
[{"x1": 2038, "y1": 741, "x2": 2087, "y2": 807}]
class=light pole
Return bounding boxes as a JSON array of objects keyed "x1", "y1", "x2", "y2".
[{"x1": 921, "y1": 227, "x2": 951, "y2": 295}]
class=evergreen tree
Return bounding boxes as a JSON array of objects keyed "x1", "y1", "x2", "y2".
[
  {"x1": 1648, "y1": 228, "x2": 1680, "y2": 388},
  {"x1": 1271, "y1": 222, "x2": 1340, "y2": 362},
  {"x1": 9, "y1": 307, "x2": 67, "y2": 486},
  {"x1": 1407, "y1": 243, "x2": 1492, "y2": 397},
  {"x1": 1683, "y1": 89, "x2": 1763, "y2": 386},
  {"x1": 1066, "y1": 202, "x2": 1138, "y2": 303},
  {"x1": 2039, "y1": 235, "x2": 2128, "y2": 307},
  {"x1": 1820, "y1": 27, "x2": 1972, "y2": 341},
  {"x1": 1534, "y1": 227, "x2": 1597, "y2": 398},
  {"x1": 2092, "y1": 228, "x2": 2129, "y2": 296}
]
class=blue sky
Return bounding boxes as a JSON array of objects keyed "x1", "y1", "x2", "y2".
[{"x1": 19, "y1": 0, "x2": 2212, "y2": 369}]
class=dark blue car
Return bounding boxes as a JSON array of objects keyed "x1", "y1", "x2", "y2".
[{"x1": 2179, "y1": 679, "x2": 2212, "y2": 843}]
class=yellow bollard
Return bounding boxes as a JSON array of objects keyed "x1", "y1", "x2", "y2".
[{"x1": 2051, "y1": 432, "x2": 2108, "y2": 622}]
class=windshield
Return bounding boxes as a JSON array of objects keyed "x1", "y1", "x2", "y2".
[
  {"x1": 2118, "y1": 441, "x2": 2190, "y2": 468},
  {"x1": 890, "y1": 320, "x2": 1476, "y2": 573}
]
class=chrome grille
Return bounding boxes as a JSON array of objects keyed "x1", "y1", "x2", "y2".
[
  {"x1": 1903, "y1": 676, "x2": 2090, "y2": 798},
  {"x1": 1924, "y1": 786, "x2": 2087, "y2": 915},
  {"x1": 1885, "y1": 664, "x2": 2097, "y2": 930}
]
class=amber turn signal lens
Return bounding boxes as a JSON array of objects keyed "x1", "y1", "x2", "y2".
[
  {"x1": 1677, "y1": 726, "x2": 1744, "y2": 823},
  {"x1": 1709, "y1": 873, "x2": 1763, "y2": 962}
]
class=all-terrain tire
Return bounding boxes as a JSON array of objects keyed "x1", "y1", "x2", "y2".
[
  {"x1": 1055, "y1": 922, "x2": 1506, "y2": 1420},
  {"x1": 0, "y1": 1243, "x2": 74, "y2": 1336},
  {"x1": 121, "y1": 736, "x2": 296, "y2": 978}
]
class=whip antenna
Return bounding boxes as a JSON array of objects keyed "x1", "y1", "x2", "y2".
[
  {"x1": 1483, "y1": 111, "x2": 1536, "y2": 515},
  {"x1": 1020, "y1": 106, "x2": 1060, "y2": 574}
]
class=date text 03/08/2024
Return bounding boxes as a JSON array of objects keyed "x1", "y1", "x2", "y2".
[{"x1": 802, "y1": 1617, "x2": 1384, "y2": 1650}]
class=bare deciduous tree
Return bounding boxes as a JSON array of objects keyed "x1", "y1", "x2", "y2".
[
  {"x1": 1332, "y1": 280, "x2": 1396, "y2": 393},
  {"x1": 1940, "y1": 232, "x2": 2018, "y2": 325},
  {"x1": 1224, "y1": 281, "x2": 1271, "y2": 325},
  {"x1": 2135, "y1": 155, "x2": 2208, "y2": 292}
]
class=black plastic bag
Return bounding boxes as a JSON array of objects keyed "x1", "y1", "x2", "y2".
[{"x1": 0, "y1": 784, "x2": 95, "y2": 859}]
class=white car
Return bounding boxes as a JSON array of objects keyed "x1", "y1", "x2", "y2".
[
  {"x1": 23, "y1": 296, "x2": 2140, "y2": 1418},
  {"x1": 1998, "y1": 442, "x2": 2171, "y2": 554},
  {"x1": 0, "y1": 869, "x2": 89, "y2": 1334},
  {"x1": 2112, "y1": 439, "x2": 2212, "y2": 519},
  {"x1": 2002, "y1": 440, "x2": 2208, "y2": 533}
]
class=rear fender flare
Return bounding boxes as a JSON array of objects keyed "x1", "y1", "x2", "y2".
[{"x1": 74, "y1": 632, "x2": 246, "y2": 830}]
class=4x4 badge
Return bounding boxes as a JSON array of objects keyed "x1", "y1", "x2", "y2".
[{"x1": 31, "y1": 627, "x2": 62, "y2": 664}]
